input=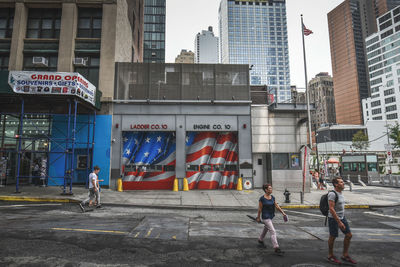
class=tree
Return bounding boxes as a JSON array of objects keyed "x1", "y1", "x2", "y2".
[
  {"x1": 389, "y1": 122, "x2": 400, "y2": 150},
  {"x1": 352, "y1": 130, "x2": 369, "y2": 151}
]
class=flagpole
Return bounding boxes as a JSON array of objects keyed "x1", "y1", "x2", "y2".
[{"x1": 301, "y1": 14, "x2": 313, "y2": 150}]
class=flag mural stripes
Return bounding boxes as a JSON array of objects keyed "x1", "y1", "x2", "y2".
[
  {"x1": 186, "y1": 132, "x2": 217, "y2": 189},
  {"x1": 186, "y1": 132, "x2": 238, "y2": 190},
  {"x1": 197, "y1": 132, "x2": 235, "y2": 189},
  {"x1": 122, "y1": 131, "x2": 176, "y2": 190},
  {"x1": 221, "y1": 143, "x2": 238, "y2": 189}
]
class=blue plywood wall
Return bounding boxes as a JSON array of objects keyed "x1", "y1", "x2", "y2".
[{"x1": 48, "y1": 114, "x2": 111, "y2": 187}]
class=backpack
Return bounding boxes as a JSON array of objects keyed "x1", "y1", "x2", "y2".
[{"x1": 319, "y1": 190, "x2": 338, "y2": 225}]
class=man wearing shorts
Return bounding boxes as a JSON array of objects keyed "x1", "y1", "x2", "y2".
[
  {"x1": 79, "y1": 166, "x2": 100, "y2": 211},
  {"x1": 327, "y1": 177, "x2": 357, "y2": 265}
]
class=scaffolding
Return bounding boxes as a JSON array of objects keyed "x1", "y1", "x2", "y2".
[{"x1": 0, "y1": 90, "x2": 98, "y2": 195}]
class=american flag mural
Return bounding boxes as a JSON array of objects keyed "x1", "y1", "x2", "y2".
[
  {"x1": 122, "y1": 131, "x2": 176, "y2": 190},
  {"x1": 186, "y1": 132, "x2": 238, "y2": 190}
]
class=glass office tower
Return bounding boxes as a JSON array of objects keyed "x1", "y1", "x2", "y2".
[
  {"x1": 144, "y1": 0, "x2": 165, "y2": 63},
  {"x1": 219, "y1": 0, "x2": 290, "y2": 102}
]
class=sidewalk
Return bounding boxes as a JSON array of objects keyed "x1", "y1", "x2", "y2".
[{"x1": 0, "y1": 184, "x2": 399, "y2": 210}]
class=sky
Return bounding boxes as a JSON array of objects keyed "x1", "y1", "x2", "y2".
[{"x1": 166, "y1": 0, "x2": 344, "y2": 89}]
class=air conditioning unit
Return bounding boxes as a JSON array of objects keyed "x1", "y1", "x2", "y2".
[
  {"x1": 32, "y1": 57, "x2": 48, "y2": 67},
  {"x1": 73, "y1": 58, "x2": 87, "y2": 67}
]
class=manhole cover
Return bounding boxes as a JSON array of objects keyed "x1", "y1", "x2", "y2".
[{"x1": 291, "y1": 264, "x2": 326, "y2": 267}]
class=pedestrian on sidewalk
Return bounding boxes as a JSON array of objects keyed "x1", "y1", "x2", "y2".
[
  {"x1": 256, "y1": 183, "x2": 287, "y2": 255},
  {"x1": 79, "y1": 166, "x2": 100, "y2": 211},
  {"x1": 327, "y1": 177, "x2": 357, "y2": 265}
]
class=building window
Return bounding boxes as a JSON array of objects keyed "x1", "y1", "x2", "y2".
[
  {"x1": 26, "y1": 9, "x2": 61, "y2": 39},
  {"x1": 385, "y1": 96, "x2": 396, "y2": 104},
  {"x1": 372, "y1": 108, "x2": 382, "y2": 115},
  {"x1": 386, "y1": 105, "x2": 397, "y2": 112},
  {"x1": 74, "y1": 55, "x2": 100, "y2": 88},
  {"x1": 23, "y1": 54, "x2": 58, "y2": 71},
  {"x1": 0, "y1": 54, "x2": 9, "y2": 70},
  {"x1": 0, "y1": 8, "x2": 14, "y2": 38},
  {"x1": 77, "y1": 8, "x2": 102, "y2": 38},
  {"x1": 272, "y1": 153, "x2": 289, "y2": 170},
  {"x1": 387, "y1": 113, "x2": 398, "y2": 120}
]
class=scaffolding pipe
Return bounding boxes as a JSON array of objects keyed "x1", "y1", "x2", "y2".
[
  {"x1": 15, "y1": 99, "x2": 25, "y2": 193},
  {"x1": 86, "y1": 114, "x2": 90, "y2": 188},
  {"x1": 69, "y1": 99, "x2": 78, "y2": 194},
  {"x1": 91, "y1": 110, "x2": 96, "y2": 172},
  {"x1": 63, "y1": 100, "x2": 71, "y2": 194}
]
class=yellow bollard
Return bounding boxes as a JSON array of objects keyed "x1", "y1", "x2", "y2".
[
  {"x1": 117, "y1": 178, "x2": 123, "y2": 192},
  {"x1": 237, "y1": 177, "x2": 243, "y2": 191},
  {"x1": 183, "y1": 177, "x2": 189, "y2": 191},
  {"x1": 173, "y1": 178, "x2": 179, "y2": 191}
]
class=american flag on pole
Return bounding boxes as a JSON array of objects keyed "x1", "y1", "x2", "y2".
[{"x1": 303, "y1": 23, "x2": 313, "y2": 36}]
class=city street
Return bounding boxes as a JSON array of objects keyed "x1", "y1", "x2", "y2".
[{"x1": 0, "y1": 201, "x2": 399, "y2": 266}]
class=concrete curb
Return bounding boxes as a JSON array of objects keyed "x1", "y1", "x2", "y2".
[
  {"x1": 0, "y1": 196, "x2": 79, "y2": 203},
  {"x1": 0, "y1": 195, "x2": 377, "y2": 210}
]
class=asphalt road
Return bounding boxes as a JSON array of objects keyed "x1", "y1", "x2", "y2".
[{"x1": 0, "y1": 201, "x2": 399, "y2": 266}]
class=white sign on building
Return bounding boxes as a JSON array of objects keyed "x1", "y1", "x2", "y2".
[{"x1": 8, "y1": 71, "x2": 96, "y2": 106}]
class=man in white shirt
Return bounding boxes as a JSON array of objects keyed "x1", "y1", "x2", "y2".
[{"x1": 79, "y1": 166, "x2": 100, "y2": 211}]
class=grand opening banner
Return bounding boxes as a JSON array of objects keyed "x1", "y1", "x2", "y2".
[{"x1": 8, "y1": 71, "x2": 96, "y2": 107}]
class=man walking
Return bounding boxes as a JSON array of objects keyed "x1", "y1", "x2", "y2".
[
  {"x1": 327, "y1": 177, "x2": 357, "y2": 265},
  {"x1": 79, "y1": 166, "x2": 100, "y2": 211}
]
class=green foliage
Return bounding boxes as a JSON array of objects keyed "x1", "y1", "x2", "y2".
[
  {"x1": 351, "y1": 130, "x2": 369, "y2": 151},
  {"x1": 389, "y1": 122, "x2": 400, "y2": 149}
]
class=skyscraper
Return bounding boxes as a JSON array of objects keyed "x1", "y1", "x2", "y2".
[
  {"x1": 363, "y1": 6, "x2": 400, "y2": 123},
  {"x1": 194, "y1": 26, "x2": 219, "y2": 63},
  {"x1": 175, "y1": 49, "x2": 195, "y2": 63},
  {"x1": 143, "y1": 0, "x2": 165, "y2": 63},
  {"x1": 308, "y1": 73, "x2": 336, "y2": 131},
  {"x1": 219, "y1": 0, "x2": 290, "y2": 102},
  {"x1": 328, "y1": 0, "x2": 400, "y2": 125}
]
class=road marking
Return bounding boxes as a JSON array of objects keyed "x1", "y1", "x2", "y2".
[
  {"x1": 0, "y1": 204, "x2": 62, "y2": 208},
  {"x1": 52, "y1": 227, "x2": 128, "y2": 234},
  {"x1": 368, "y1": 238, "x2": 383, "y2": 241},
  {"x1": 146, "y1": 228, "x2": 153, "y2": 237},
  {"x1": 367, "y1": 233, "x2": 383, "y2": 236},
  {"x1": 134, "y1": 232, "x2": 140, "y2": 238},
  {"x1": 364, "y1": 211, "x2": 400, "y2": 219},
  {"x1": 285, "y1": 210, "x2": 325, "y2": 218},
  {"x1": 389, "y1": 234, "x2": 400, "y2": 236}
]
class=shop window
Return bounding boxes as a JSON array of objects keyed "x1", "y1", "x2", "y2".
[
  {"x1": 0, "y1": 8, "x2": 14, "y2": 38},
  {"x1": 343, "y1": 163, "x2": 350, "y2": 171},
  {"x1": 359, "y1": 162, "x2": 366, "y2": 172},
  {"x1": 350, "y1": 163, "x2": 358, "y2": 172},
  {"x1": 77, "y1": 8, "x2": 102, "y2": 38},
  {"x1": 368, "y1": 163, "x2": 377, "y2": 172},
  {"x1": 272, "y1": 153, "x2": 289, "y2": 170},
  {"x1": 26, "y1": 9, "x2": 61, "y2": 39}
]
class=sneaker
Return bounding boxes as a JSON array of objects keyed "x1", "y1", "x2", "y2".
[
  {"x1": 78, "y1": 203, "x2": 85, "y2": 213},
  {"x1": 258, "y1": 240, "x2": 266, "y2": 248},
  {"x1": 341, "y1": 255, "x2": 357, "y2": 265},
  {"x1": 327, "y1": 255, "x2": 342, "y2": 265},
  {"x1": 274, "y1": 248, "x2": 284, "y2": 255}
]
